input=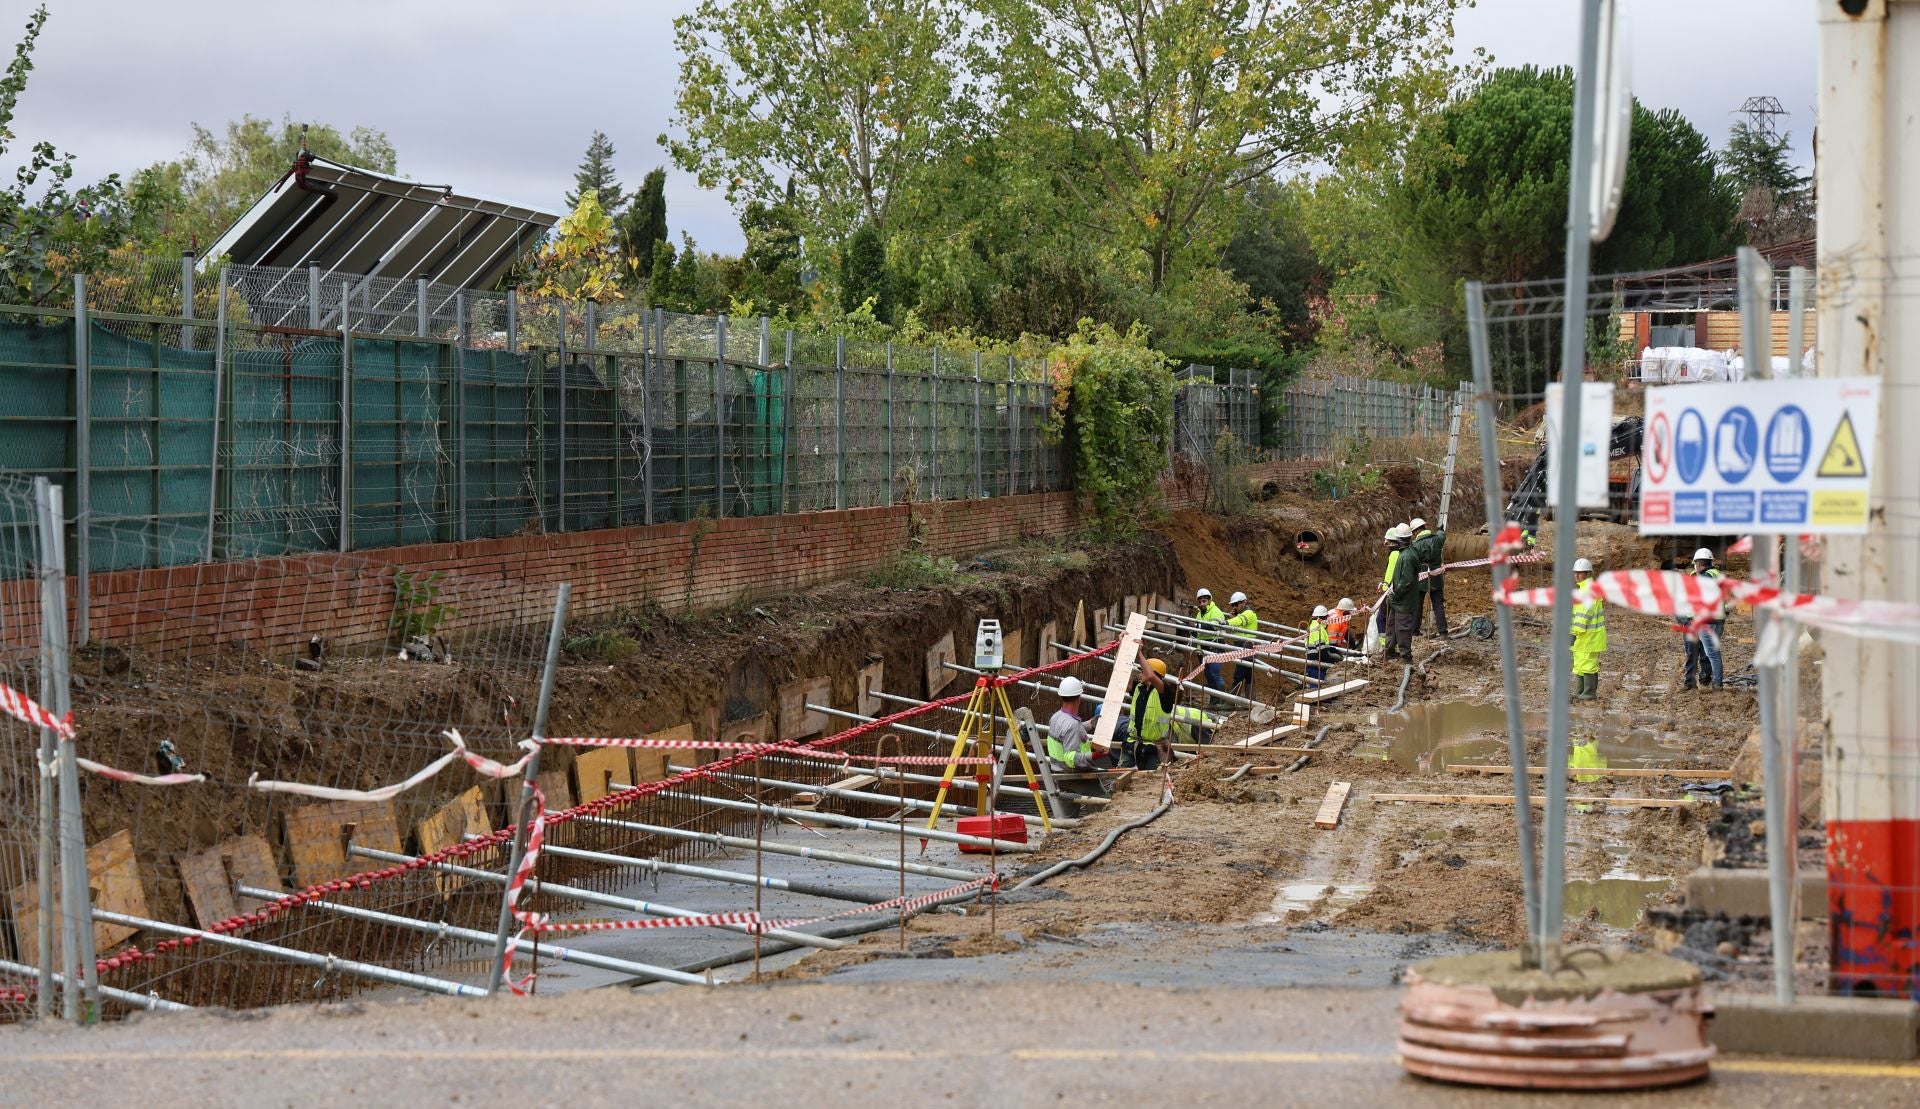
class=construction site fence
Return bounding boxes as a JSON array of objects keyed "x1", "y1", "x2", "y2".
[
  {"x1": 1269, "y1": 376, "x2": 1471, "y2": 464},
  {"x1": 0, "y1": 257, "x2": 1090, "y2": 581},
  {"x1": 1171, "y1": 364, "x2": 1262, "y2": 464}
]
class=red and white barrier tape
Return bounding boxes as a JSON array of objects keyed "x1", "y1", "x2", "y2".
[
  {"x1": 249, "y1": 730, "x2": 534, "y2": 801},
  {"x1": 76, "y1": 757, "x2": 205, "y2": 786},
  {"x1": 0, "y1": 680, "x2": 72, "y2": 738},
  {"x1": 539, "y1": 735, "x2": 993, "y2": 767}
]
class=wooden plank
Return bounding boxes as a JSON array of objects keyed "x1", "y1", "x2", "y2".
[
  {"x1": 1001, "y1": 627, "x2": 1025, "y2": 670},
  {"x1": 777, "y1": 675, "x2": 832, "y2": 739},
  {"x1": 284, "y1": 799, "x2": 403, "y2": 887},
  {"x1": 1237, "y1": 723, "x2": 1302, "y2": 747},
  {"x1": 719, "y1": 712, "x2": 770, "y2": 747},
  {"x1": 1071, "y1": 602, "x2": 1087, "y2": 646},
  {"x1": 416, "y1": 786, "x2": 492, "y2": 857},
  {"x1": 856, "y1": 661, "x2": 885, "y2": 718},
  {"x1": 634, "y1": 723, "x2": 692, "y2": 783},
  {"x1": 1090, "y1": 612, "x2": 1149, "y2": 752},
  {"x1": 1091, "y1": 606, "x2": 1112, "y2": 642},
  {"x1": 925, "y1": 631, "x2": 957, "y2": 696},
  {"x1": 1037, "y1": 622, "x2": 1059, "y2": 666},
  {"x1": 825, "y1": 773, "x2": 881, "y2": 793},
  {"x1": 1295, "y1": 679, "x2": 1369, "y2": 704},
  {"x1": 573, "y1": 746, "x2": 632, "y2": 805},
  {"x1": 1447, "y1": 765, "x2": 1732, "y2": 780},
  {"x1": 1314, "y1": 781, "x2": 1352, "y2": 829},
  {"x1": 177, "y1": 835, "x2": 283, "y2": 929},
  {"x1": 1174, "y1": 742, "x2": 1318, "y2": 756},
  {"x1": 535, "y1": 769, "x2": 574, "y2": 812},
  {"x1": 1372, "y1": 793, "x2": 1702, "y2": 810},
  {"x1": 8, "y1": 829, "x2": 150, "y2": 964}
]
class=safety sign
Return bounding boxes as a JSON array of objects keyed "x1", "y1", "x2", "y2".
[{"x1": 1640, "y1": 378, "x2": 1880, "y2": 535}]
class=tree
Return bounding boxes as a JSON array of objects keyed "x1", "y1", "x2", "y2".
[
  {"x1": 565, "y1": 131, "x2": 625, "y2": 217},
  {"x1": 527, "y1": 196, "x2": 624, "y2": 304},
  {"x1": 666, "y1": 0, "x2": 976, "y2": 246},
  {"x1": 668, "y1": 234, "x2": 704, "y2": 312},
  {"x1": 987, "y1": 0, "x2": 1470, "y2": 291},
  {"x1": 618, "y1": 167, "x2": 669, "y2": 284},
  {"x1": 647, "y1": 238, "x2": 677, "y2": 307},
  {"x1": 1718, "y1": 119, "x2": 1812, "y2": 247},
  {"x1": 0, "y1": 6, "x2": 146, "y2": 304},
  {"x1": 135, "y1": 114, "x2": 397, "y2": 256},
  {"x1": 839, "y1": 223, "x2": 894, "y2": 322},
  {"x1": 739, "y1": 198, "x2": 806, "y2": 313},
  {"x1": 1220, "y1": 178, "x2": 1322, "y2": 347}
]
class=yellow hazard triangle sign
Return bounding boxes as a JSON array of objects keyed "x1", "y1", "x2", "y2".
[{"x1": 1818, "y1": 412, "x2": 1867, "y2": 477}]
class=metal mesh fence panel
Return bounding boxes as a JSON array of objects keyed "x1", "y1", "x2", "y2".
[{"x1": 0, "y1": 471, "x2": 45, "y2": 1020}]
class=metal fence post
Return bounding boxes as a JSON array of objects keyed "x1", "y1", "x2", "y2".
[
  {"x1": 834, "y1": 337, "x2": 847, "y2": 509},
  {"x1": 206, "y1": 271, "x2": 227, "y2": 562},
  {"x1": 715, "y1": 315, "x2": 729, "y2": 519},
  {"x1": 506, "y1": 291, "x2": 518, "y2": 353},
  {"x1": 308, "y1": 262, "x2": 322, "y2": 330},
  {"x1": 487, "y1": 582, "x2": 570, "y2": 997},
  {"x1": 556, "y1": 302, "x2": 568, "y2": 532},
  {"x1": 31, "y1": 478, "x2": 57, "y2": 1019},
  {"x1": 35, "y1": 479, "x2": 95, "y2": 1020},
  {"x1": 70, "y1": 275, "x2": 90, "y2": 644},
  {"x1": 179, "y1": 251, "x2": 196, "y2": 349},
  {"x1": 1006, "y1": 355, "x2": 1017, "y2": 496},
  {"x1": 885, "y1": 342, "x2": 895, "y2": 505},
  {"x1": 585, "y1": 299, "x2": 597, "y2": 351},
  {"x1": 758, "y1": 316, "x2": 771, "y2": 366},
  {"x1": 339, "y1": 281, "x2": 353, "y2": 552},
  {"x1": 780, "y1": 330, "x2": 794, "y2": 514},
  {"x1": 930, "y1": 349, "x2": 940, "y2": 500},
  {"x1": 972, "y1": 353, "x2": 984, "y2": 498},
  {"x1": 641, "y1": 323, "x2": 656, "y2": 528},
  {"x1": 415, "y1": 276, "x2": 429, "y2": 337},
  {"x1": 455, "y1": 292, "x2": 469, "y2": 542}
]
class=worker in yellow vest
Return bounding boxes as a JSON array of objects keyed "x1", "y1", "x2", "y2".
[
  {"x1": 1225, "y1": 590, "x2": 1259, "y2": 697},
  {"x1": 1192, "y1": 588, "x2": 1228, "y2": 696},
  {"x1": 1304, "y1": 604, "x2": 1334, "y2": 687},
  {"x1": 1373, "y1": 525, "x2": 1407, "y2": 640},
  {"x1": 1571, "y1": 558, "x2": 1607, "y2": 700},
  {"x1": 1127, "y1": 657, "x2": 1178, "y2": 770}
]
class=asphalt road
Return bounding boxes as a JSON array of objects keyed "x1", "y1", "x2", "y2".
[{"x1": 5, "y1": 981, "x2": 1915, "y2": 1107}]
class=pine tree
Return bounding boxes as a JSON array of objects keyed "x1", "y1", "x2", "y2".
[
  {"x1": 619, "y1": 167, "x2": 669, "y2": 284},
  {"x1": 565, "y1": 131, "x2": 624, "y2": 217},
  {"x1": 669, "y1": 235, "x2": 702, "y2": 312},
  {"x1": 1717, "y1": 121, "x2": 1813, "y2": 246}
]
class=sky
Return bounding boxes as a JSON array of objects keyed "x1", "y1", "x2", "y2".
[{"x1": 4, "y1": 0, "x2": 1818, "y2": 257}]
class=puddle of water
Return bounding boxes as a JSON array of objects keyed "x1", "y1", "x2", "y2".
[
  {"x1": 1357, "y1": 701, "x2": 1700, "y2": 773},
  {"x1": 1254, "y1": 878, "x2": 1372, "y2": 923},
  {"x1": 1561, "y1": 876, "x2": 1670, "y2": 928}
]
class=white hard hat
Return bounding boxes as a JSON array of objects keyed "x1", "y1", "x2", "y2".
[
  {"x1": 1383, "y1": 527, "x2": 1396, "y2": 543},
  {"x1": 1313, "y1": 604, "x2": 1330, "y2": 618},
  {"x1": 1058, "y1": 676, "x2": 1085, "y2": 699},
  {"x1": 1394, "y1": 524, "x2": 1413, "y2": 540},
  {"x1": 1229, "y1": 591, "x2": 1249, "y2": 605},
  {"x1": 1195, "y1": 587, "x2": 1212, "y2": 598},
  {"x1": 1338, "y1": 597, "x2": 1356, "y2": 611},
  {"x1": 1573, "y1": 557, "x2": 1594, "y2": 573},
  {"x1": 1410, "y1": 517, "x2": 1427, "y2": 531},
  {"x1": 1693, "y1": 548, "x2": 1714, "y2": 562}
]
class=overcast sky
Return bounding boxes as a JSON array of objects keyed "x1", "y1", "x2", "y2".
[{"x1": 6, "y1": 0, "x2": 1817, "y2": 255}]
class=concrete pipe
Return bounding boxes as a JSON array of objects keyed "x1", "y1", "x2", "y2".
[
  {"x1": 1248, "y1": 477, "x2": 1281, "y2": 501},
  {"x1": 1294, "y1": 530, "x2": 1323, "y2": 558}
]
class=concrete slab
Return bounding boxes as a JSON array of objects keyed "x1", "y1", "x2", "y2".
[
  {"x1": 1710, "y1": 993, "x2": 1919, "y2": 1060},
  {"x1": 1686, "y1": 867, "x2": 1828, "y2": 919}
]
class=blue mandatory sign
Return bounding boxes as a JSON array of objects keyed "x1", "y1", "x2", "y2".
[
  {"x1": 1714, "y1": 406, "x2": 1758, "y2": 484},
  {"x1": 1765, "y1": 404, "x2": 1811, "y2": 482},
  {"x1": 1674, "y1": 408, "x2": 1709, "y2": 484}
]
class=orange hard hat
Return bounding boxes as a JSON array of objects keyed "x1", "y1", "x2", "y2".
[{"x1": 1146, "y1": 658, "x2": 1167, "y2": 676}]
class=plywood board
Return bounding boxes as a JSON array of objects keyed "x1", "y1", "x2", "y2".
[
  {"x1": 535, "y1": 769, "x2": 574, "y2": 811},
  {"x1": 1038, "y1": 622, "x2": 1059, "y2": 666},
  {"x1": 1238, "y1": 724, "x2": 1302, "y2": 747},
  {"x1": 1314, "y1": 781, "x2": 1353, "y2": 829},
  {"x1": 1091, "y1": 607, "x2": 1112, "y2": 641},
  {"x1": 634, "y1": 724, "x2": 692, "y2": 783},
  {"x1": 1295, "y1": 679, "x2": 1370, "y2": 704},
  {"x1": 1117, "y1": 595, "x2": 1135, "y2": 624},
  {"x1": 925, "y1": 631, "x2": 957, "y2": 696},
  {"x1": 1001, "y1": 628, "x2": 1025, "y2": 670},
  {"x1": 1071, "y1": 602, "x2": 1087, "y2": 646},
  {"x1": 285, "y1": 799, "x2": 403, "y2": 887},
  {"x1": 178, "y1": 835, "x2": 283, "y2": 929},
  {"x1": 856, "y1": 662, "x2": 885, "y2": 718},
  {"x1": 416, "y1": 786, "x2": 492, "y2": 858},
  {"x1": 8, "y1": 829, "x2": 149, "y2": 965},
  {"x1": 1090, "y1": 612, "x2": 1149, "y2": 752},
  {"x1": 777, "y1": 676, "x2": 832, "y2": 739},
  {"x1": 573, "y1": 746, "x2": 633, "y2": 805}
]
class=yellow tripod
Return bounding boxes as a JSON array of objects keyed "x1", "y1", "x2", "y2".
[{"x1": 923, "y1": 676, "x2": 1053, "y2": 845}]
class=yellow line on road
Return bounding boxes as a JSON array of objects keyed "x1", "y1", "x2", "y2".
[{"x1": 1718, "y1": 1058, "x2": 1920, "y2": 1079}]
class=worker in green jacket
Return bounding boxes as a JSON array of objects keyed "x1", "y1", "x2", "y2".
[
  {"x1": 1225, "y1": 590, "x2": 1259, "y2": 697},
  {"x1": 1384, "y1": 528, "x2": 1421, "y2": 661},
  {"x1": 1571, "y1": 558, "x2": 1607, "y2": 700},
  {"x1": 1409, "y1": 517, "x2": 1449, "y2": 638}
]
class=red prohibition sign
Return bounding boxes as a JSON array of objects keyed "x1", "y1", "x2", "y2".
[{"x1": 1647, "y1": 410, "x2": 1672, "y2": 484}]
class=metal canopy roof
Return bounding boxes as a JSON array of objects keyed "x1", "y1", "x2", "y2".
[{"x1": 203, "y1": 154, "x2": 556, "y2": 294}]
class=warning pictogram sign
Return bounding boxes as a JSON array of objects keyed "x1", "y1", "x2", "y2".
[{"x1": 1818, "y1": 412, "x2": 1867, "y2": 478}]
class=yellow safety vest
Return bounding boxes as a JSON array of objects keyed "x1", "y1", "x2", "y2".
[
  {"x1": 1134, "y1": 685, "x2": 1173, "y2": 742},
  {"x1": 1306, "y1": 620, "x2": 1330, "y2": 648},
  {"x1": 1381, "y1": 549, "x2": 1400, "y2": 591},
  {"x1": 1572, "y1": 584, "x2": 1607, "y2": 653},
  {"x1": 1195, "y1": 602, "x2": 1227, "y2": 643},
  {"x1": 1227, "y1": 608, "x2": 1259, "y2": 641}
]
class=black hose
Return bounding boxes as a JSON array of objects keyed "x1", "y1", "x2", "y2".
[
  {"x1": 1012, "y1": 796, "x2": 1174, "y2": 891},
  {"x1": 1390, "y1": 664, "x2": 1414, "y2": 713}
]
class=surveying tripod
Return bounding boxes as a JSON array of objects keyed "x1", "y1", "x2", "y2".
[{"x1": 923, "y1": 674, "x2": 1053, "y2": 846}]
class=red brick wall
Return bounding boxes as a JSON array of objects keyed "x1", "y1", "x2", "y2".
[{"x1": 41, "y1": 492, "x2": 1081, "y2": 657}]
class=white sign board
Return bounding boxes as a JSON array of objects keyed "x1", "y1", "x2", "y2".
[
  {"x1": 1639, "y1": 378, "x2": 1880, "y2": 535},
  {"x1": 1544, "y1": 382, "x2": 1616, "y2": 509}
]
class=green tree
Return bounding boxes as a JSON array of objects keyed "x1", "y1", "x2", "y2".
[
  {"x1": 527, "y1": 196, "x2": 624, "y2": 304},
  {"x1": 565, "y1": 131, "x2": 625, "y2": 217},
  {"x1": 987, "y1": 0, "x2": 1470, "y2": 291},
  {"x1": 839, "y1": 223, "x2": 893, "y2": 322},
  {"x1": 666, "y1": 0, "x2": 975, "y2": 247},
  {"x1": 1047, "y1": 321, "x2": 1176, "y2": 527},
  {"x1": 669, "y1": 234, "x2": 704, "y2": 312},
  {"x1": 135, "y1": 114, "x2": 396, "y2": 256},
  {"x1": 618, "y1": 167, "x2": 669, "y2": 284},
  {"x1": 739, "y1": 197, "x2": 805, "y2": 313},
  {"x1": 647, "y1": 238, "x2": 677, "y2": 307},
  {"x1": 1718, "y1": 119, "x2": 1812, "y2": 247},
  {"x1": 0, "y1": 6, "x2": 148, "y2": 304},
  {"x1": 1220, "y1": 178, "x2": 1322, "y2": 348}
]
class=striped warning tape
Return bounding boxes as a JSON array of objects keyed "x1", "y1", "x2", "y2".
[{"x1": 0, "y1": 679, "x2": 72, "y2": 738}]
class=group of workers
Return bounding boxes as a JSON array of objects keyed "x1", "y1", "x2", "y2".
[{"x1": 1376, "y1": 517, "x2": 1449, "y2": 661}]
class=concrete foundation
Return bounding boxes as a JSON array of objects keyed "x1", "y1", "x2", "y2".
[
  {"x1": 1710, "y1": 994, "x2": 1919, "y2": 1061},
  {"x1": 1685, "y1": 867, "x2": 1827, "y2": 919}
]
